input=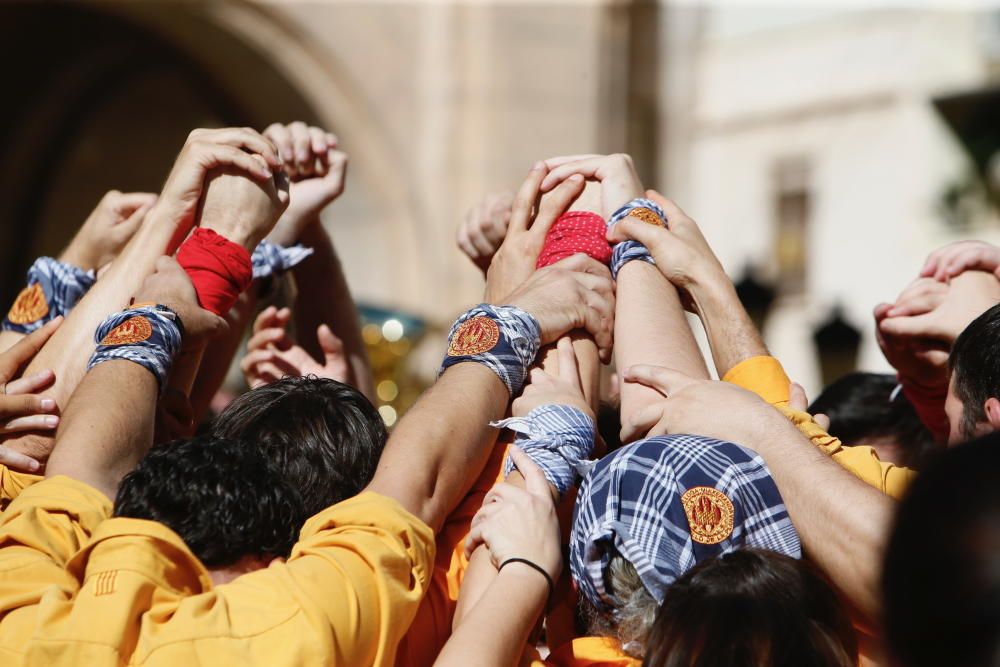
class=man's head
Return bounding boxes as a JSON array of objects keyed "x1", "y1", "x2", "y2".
[
  {"x1": 210, "y1": 376, "x2": 387, "y2": 518},
  {"x1": 808, "y1": 372, "x2": 934, "y2": 467},
  {"x1": 883, "y1": 432, "x2": 1000, "y2": 667},
  {"x1": 114, "y1": 435, "x2": 304, "y2": 571},
  {"x1": 946, "y1": 303, "x2": 1000, "y2": 444}
]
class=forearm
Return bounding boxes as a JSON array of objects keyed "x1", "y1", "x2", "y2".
[
  {"x1": 367, "y1": 363, "x2": 508, "y2": 530},
  {"x1": 437, "y1": 562, "x2": 547, "y2": 667},
  {"x1": 690, "y1": 278, "x2": 769, "y2": 379},
  {"x1": 615, "y1": 262, "x2": 709, "y2": 427},
  {"x1": 751, "y1": 415, "x2": 894, "y2": 622},
  {"x1": 8, "y1": 206, "x2": 186, "y2": 462},
  {"x1": 292, "y1": 222, "x2": 373, "y2": 398},
  {"x1": 187, "y1": 290, "x2": 258, "y2": 422},
  {"x1": 45, "y1": 360, "x2": 158, "y2": 500}
]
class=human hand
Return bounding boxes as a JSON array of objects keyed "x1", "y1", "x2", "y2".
[
  {"x1": 512, "y1": 337, "x2": 593, "y2": 419},
  {"x1": 0, "y1": 318, "x2": 63, "y2": 471},
  {"x1": 465, "y1": 447, "x2": 562, "y2": 583},
  {"x1": 240, "y1": 306, "x2": 349, "y2": 387},
  {"x1": 484, "y1": 163, "x2": 586, "y2": 303},
  {"x1": 60, "y1": 191, "x2": 158, "y2": 271},
  {"x1": 606, "y1": 190, "x2": 728, "y2": 307},
  {"x1": 919, "y1": 240, "x2": 1000, "y2": 282},
  {"x1": 198, "y1": 164, "x2": 290, "y2": 252},
  {"x1": 618, "y1": 364, "x2": 791, "y2": 446},
  {"x1": 539, "y1": 153, "x2": 643, "y2": 219},
  {"x1": 133, "y1": 256, "x2": 228, "y2": 348},
  {"x1": 264, "y1": 122, "x2": 348, "y2": 245},
  {"x1": 788, "y1": 381, "x2": 831, "y2": 431},
  {"x1": 155, "y1": 128, "x2": 283, "y2": 245},
  {"x1": 457, "y1": 191, "x2": 514, "y2": 275},
  {"x1": 502, "y1": 254, "x2": 615, "y2": 363}
]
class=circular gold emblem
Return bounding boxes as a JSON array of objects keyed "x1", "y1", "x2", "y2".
[
  {"x1": 100, "y1": 316, "x2": 153, "y2": 346},
  {"x1": 7, "y1": 284, "x2": 49, "y2": 325},
  {"x1": 681, "y1": 486, "x2": 735, "y2": 545},
  {"x1": 627, "y1": 207, "x2": 666, "y2": 228},
  {"x1": 448, "y1": 316, "x2": 500, "y2": 356}
]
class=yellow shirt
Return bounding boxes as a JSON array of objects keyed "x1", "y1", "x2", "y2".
[
  {"x1": 722, "y1": 356, "x2": 916, "y2": 500},
  {"x1": 523, "y1": 637, "x2": 640, "y2": 667},
  {"x1": 0, "y1": 476, "x2": 435, "y2": 667},
  {"x1": 0, "y1": 466, "x2": 41, "y2": 512}
]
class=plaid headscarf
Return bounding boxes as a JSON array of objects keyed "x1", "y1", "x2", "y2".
[{"x1": 570, "y1": 434, "x2": 801, "y2": 611}]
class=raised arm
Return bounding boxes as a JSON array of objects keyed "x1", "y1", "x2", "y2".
[
  {"x1": 45, "y1": 258, "x2": 225, "y2": 499},
  {"x1": 263, "y1": 122, "x2": 374, "y2": 398},
  {"x1": 4, "y1": 129, "x2": 281, "y2": 464},
  {"x1": 366, "y1": 165, "x2": 615, "y2": 531},
  {"x1": 621, "y1": 366, "x2": 894, "y2": 623}
]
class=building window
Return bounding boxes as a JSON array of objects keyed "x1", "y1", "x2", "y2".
[{"x1": 773, "y1": 158, "x2": 811, "y2": 296}]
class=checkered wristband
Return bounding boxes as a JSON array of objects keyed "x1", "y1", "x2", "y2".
[
  {"x1": 494, "y1": 404, "x2": 595, "y2": 496},
  {"x1": 3, "y1": 257, "x2": 96, "y2": 333},
  {"x1": 87, "y1": 305, "x2": 183, "y2": 392},
  {"x1": 251, "y1": 240, "x2": 314, "y2": 281},
  {"x1": 608, "y1": 198, "x2": 668, "y2": 279},
  {"x1": 439, "y1": 304, "x2": 541, "y2": 396}
]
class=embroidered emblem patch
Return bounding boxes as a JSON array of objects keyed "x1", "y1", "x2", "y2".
[
  {"x1": 681, "y1": 486, "x2": 735, "y2": 545},
  {"x1": 100, "y1": 315, "x2": 152, "y2": 346},
  {"x1": 7, "y1": 284, "x2": 49, "y2": 324},
  {"x1": 448, "y1": 316, "x2": 500, "y2": 356},
  {"x1": 627, "y1": 207, "x2": 666, "y2": 228}
]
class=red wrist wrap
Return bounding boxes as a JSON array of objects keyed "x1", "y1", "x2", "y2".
[
  {"x1": 176, "y1": 228, "x2": 252, "y2": 316},
  {"x1": 535, "y1": 211, "x2": 612, "y2": 269}
]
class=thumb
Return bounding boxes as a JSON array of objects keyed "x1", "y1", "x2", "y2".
[
  {"x1": 509, "y1": 446, "x2": 552, "y2": 498},
  {"x1": 317, "y1": 324, "x2": 344, "y2": 363},
  {"x1": 814, "y1": 413, "x2": 831, "y2": 431},
  {"x1": 622, "y1": 364, "x2": 695, "y2": 397},
  {"x1": 606, "y1": 215, "x2": 664, "y2": 247},
  {"x1": 788, "y1": 382, "x2": 809, "y2": 411},
  {"x1": 878, "y1": 312, "x2": 946, "y2": 341}
]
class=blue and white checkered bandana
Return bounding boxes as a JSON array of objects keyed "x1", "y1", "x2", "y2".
[
  {"x1": 3, "y1": 257, "x2": 96, "y2": 333},
  {"x1": 439, "y1": 304, "x2": 541, "y2": 396},
  {"x1": 493, "y1": 404, "x2": 595, "y2": 496},
  {"x1": 250, "y1": 240, "x2": 314, "y2": 281},
  {"x1": 607, "y1": 198, "x2": 666, "y2": 279},
  {"x1": 570, "y1": 434, "x2": 801, "y2": 612},
  {"x1": 88, "y1": 306, "x2": 183, "y2": 393}
]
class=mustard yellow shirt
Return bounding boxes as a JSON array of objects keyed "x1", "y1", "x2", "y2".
[
  {"x1": 0, "y1": 476, "x2": 435, "y2": 667},
  {"x1": 522, "y1": 637, "x2": 640, "y2": 667},
  {"x1": 0, "y1": 465, "x2": 41, "y2": 512},
  {"x1": 722, "y1": 356, "x2": 916, "y2": 499}
]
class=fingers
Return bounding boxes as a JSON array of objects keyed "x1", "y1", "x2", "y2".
[
  {"x1": 0, "y1": 316, "x2": 63, "y2": 382},
  {"x1": 606, "y1": 215, "x2": 667, "y2": 249},
  {"x1": 253, "y1": 306, "x2": 291, "y2": 335},
  {"x1": 113, "y1": 192, "x2": 159, "y2": 218},
  {"x1": 556, "y1": 337, "x2": 580, "y2": 388},
  {"x1": 814, "y1": 413, "x2": 831, "y2": 431},
  {"x1": 287, "y1": 121, "x2": 313, "y2": 176},
  {"x1": 507, "y1": 163, "x2": 548, "y2": 234},
  {"x1": 550, "y1": 252, "x2": 614, "y2": 278},
  {"x1": 621, "y1": 403, "x2": 666, "y2": 443},
  {"x1": 622, "y1": 364, "x2": 697, "y2": 397},
  {"x1": 5, "y1": 369, "x2": 55, "y2": 396},
  {"x1": 247, "y1": 327, "x2": 291, "y2": 353},
  {"x1": 529, "y1": 174, "x2": 585, "y2": 241},
  {"x1": 0, "y1": 394, "x2": 57, "y2": 421},
  {"x1": 0, "y1": 446, "x2": 41, "y2": 473},
  {"x1": 788, "y1": 382, "x2": 809, "y2": 412},
  {"x1": 191, "y1": 127, "x2": 280, "y2": 168},
  {"x1": 541, "y1": 154, "x2": 602, "y2": 170},
  {"x1": 264, "y1": 123, "x2": 294, "y2": 164},
  {"x1": 509, "y1": 446, "x2": 552, "y2": 497},
  {"x1": 195, "y1": 143, "x2": 274, "y2": 180},
  {"x1": 878, "y1": 312, "x2": 944, "y2": 341},
  {"x1": 0, "y1": 413, "x2": 60, "y2": 435},
  {"x1": 540, "y1": 157, "x2": 606, "y2": 191},
  {"x1": 317, "y1": 324, "x2": 345, "y2": 364},
  {"x1": 644, "y1": 190, "x2": 689, "y2": 222}
]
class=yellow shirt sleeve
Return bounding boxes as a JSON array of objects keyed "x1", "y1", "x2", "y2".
[
  {"x1": 0, "y1": 475, "x2": 111, "y2": 651},
  {"x1": 4, "y1": 491, "x2": 435, "y2": 667},
  {"x1": 723, "y1": 356, "x2": 916, "y2": 499},
  {"x1": 0, "y1": 464, "x2": 43, "y2": 512}
]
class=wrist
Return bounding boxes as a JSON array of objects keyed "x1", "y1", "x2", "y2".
[
  {"x1": 498, "y1": 557, "x2": 558, "y2": 597},
  {"x1": 58, "y1": 243, "x2": 97, "y2": 272}
]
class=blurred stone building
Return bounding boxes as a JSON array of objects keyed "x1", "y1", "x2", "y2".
[{"x1": 2, "y1": 1, "x2": 999, "y2": 405}]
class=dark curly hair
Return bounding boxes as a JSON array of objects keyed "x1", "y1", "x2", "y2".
[
  {"x1": 209, "y1": 376, "x2": 386, "y2": 518},
  {"x1": 114, "y1": 435, "x2": 306, "y2": 568}
]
